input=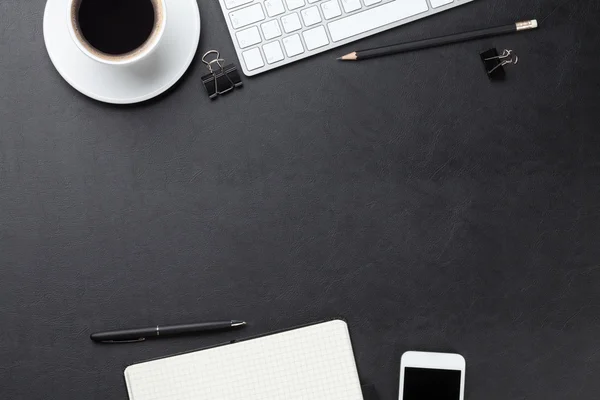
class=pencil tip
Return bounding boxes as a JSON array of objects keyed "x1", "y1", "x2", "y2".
[{"x1": 337, "y1": 52, "x2": 357, "y2": 61}]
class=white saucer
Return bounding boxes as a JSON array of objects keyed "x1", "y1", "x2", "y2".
[{"x1": 43, "y1": 0, "x2": 200, "y2": 104}]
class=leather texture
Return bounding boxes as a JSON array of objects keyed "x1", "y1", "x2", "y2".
[{"x1": 1, "y1": 0, "x2": 600, "y2": 399}]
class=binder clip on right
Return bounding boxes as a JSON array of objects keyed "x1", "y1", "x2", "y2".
[
  {"x1": 480, "y1": 48, "x2": 519, "y2": 81},
  {"x1": 201, "y1": 50, "x2": 243, "y2": 99}
]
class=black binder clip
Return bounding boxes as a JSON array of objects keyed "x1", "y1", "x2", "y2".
[
  {"x1": 480, "y1": 48, "x2": 519, "y2": 80},
  {"x1": 201, "y1": 50, "x2": 243, "y2": 99}
]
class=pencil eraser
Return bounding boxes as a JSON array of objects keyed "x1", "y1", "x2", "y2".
[{"x1": 517, "y1": 19, "x2": 538, "y2": 31}]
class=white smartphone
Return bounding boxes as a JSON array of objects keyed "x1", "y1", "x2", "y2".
[{"x1": 399, "y1": 351, "x2": 466, "y2": 400}]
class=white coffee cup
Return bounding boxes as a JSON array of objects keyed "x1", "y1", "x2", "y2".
[{"x1": 67, "y1": 0, "x2": 167, "y2": 66}]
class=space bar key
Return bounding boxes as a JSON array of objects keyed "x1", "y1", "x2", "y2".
[{"x1": 327, "y1": 0, "x2": 429, "y2": 42}]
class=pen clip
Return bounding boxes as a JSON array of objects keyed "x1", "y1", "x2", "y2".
[{"x1": 101, "y1": 338, "x2": 146, "y2": 344}]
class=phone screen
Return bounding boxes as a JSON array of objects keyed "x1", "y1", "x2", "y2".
[{"x1": 403, "y1": 367, "x2": 461, "y2": 400}]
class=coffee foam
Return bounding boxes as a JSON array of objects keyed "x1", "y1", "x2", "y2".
[{"x1": 70, "y1": 0, "x2": 165, "y2": 62}]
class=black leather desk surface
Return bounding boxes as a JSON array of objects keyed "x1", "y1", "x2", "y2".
[{"x1": 2, "y1": 0, "x2": 600, "y2": 399}]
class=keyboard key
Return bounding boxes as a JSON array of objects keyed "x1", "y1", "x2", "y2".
[
  {"x1": 430, "y1": 0, "x2": 453, "y2": 7},
  {"x1": 224, "y1": 0, "x2": 253, "y2": 9},
  {"x1": 236, "y1": 26, "x2": 262, "y2": 48},
  {"x1": 263, "y1": 41, "x2": 285, "y2": 63},
  {"x1": 363, "y1": 0, "x2": 381, "y2": 5},
  {"x1": 328, "y1": 0, "x2": 428, "y2": 42},
  {"x1": 242, "y1": 47, "x2": 265, "y2": 70},
  {"x1": 308, "y1": 0, "x2": 321, "y2": 3},
  {"x1": 264, "y1": 0, "x2": 286, "y2": 17},
  {"x1": 301, "y1": 6, "x2": 322, "y2": 26},
  {"x1": 230, "y1": 4, "x2": 265, "y2": 29},
  {"x1": 302, "y1": 26, "x2": 329, "y2": 50},
  {"x1": 261, "y1": 20, "x2": 282, "y2": 40},
  {"x1": 340, "y1": 0, "x2": 361, "y2": 13},
  {"x1": 285, "y1": 0, "x2": 305, "y2": 10},
  {"x1": 281, "y1": 13, "x2": 302, "y2": 33},
  {"x1": 282, "y1": 34, "x2": 304, "y2": 57},
  {"x1": 321, "y1": 0, "x2": 341, "y2": 19}
]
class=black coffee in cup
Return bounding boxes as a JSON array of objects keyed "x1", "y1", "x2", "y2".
[{"x1": 70, "y1": 0, "x2": 165, "y2": 61}]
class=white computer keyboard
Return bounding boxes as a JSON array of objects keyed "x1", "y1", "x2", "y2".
[{"x1": 218, "y1": 0, "x2": 476, "y2": 76}]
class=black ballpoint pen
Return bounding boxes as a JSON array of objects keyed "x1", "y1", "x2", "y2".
[{"x1": 90, "y1": 320, "x2": 246, "y2": 343}]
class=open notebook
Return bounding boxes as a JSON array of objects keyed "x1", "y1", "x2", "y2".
[{"x1": 125, "y1": 319, "x2": 364, "y2": 400}]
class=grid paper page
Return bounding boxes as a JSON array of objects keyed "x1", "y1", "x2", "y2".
[{"x1": 124, "y1": 320, "x2": 364, "y2": 400}]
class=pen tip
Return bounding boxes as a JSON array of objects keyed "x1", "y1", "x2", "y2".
[
  {"x1": 231, "y1": 320, "x2": 246, "y2": 327},
  {"x1": 336, "y1": 57, "x2": 342, "y2": 60}
]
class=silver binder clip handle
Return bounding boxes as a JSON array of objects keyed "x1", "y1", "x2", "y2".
[{"x1": 202, "y1": 50, "x2": 226, "y2": 73}]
